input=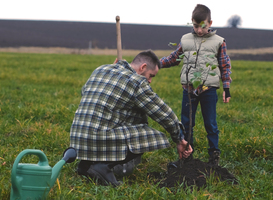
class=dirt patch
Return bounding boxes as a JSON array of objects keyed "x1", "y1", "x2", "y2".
[
  {"x1": 0, "y1": 47, "x2": 173, "y2": 57},
  {"x1": 230, "y1": 53, "x2": 273, "y2": 61},
  {"x1": 1, "y1": 47, "x2": 272, "y2": 61},
  {"x1": 148, "y1": 158, "x2": 238, "y2": 189}
]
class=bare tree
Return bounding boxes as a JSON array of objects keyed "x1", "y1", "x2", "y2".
[{"x1": 227, "y1": 15, "x2": 242, "y2": 28}]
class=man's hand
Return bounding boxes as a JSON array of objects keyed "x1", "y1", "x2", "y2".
[
  {"x1": 113, "y1": 58, "x2": 118, "y2": 64},
  {"x1": 177, "y1": 139, "x2": 193, "y2": 159},
  {"x1": 113, "y1": 58, "x2": 126, "y2": 64},
  {"x1": 223, "y1": 91, "x2": 231, "y2": 103}
]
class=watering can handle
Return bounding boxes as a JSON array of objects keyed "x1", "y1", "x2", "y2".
[{"x1": 11, "y1": 149, "x2": 49, "y2": 196}]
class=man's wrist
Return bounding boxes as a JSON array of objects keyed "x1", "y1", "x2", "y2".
[{"x1": 176, "y1": 132, "x2": 184, "y2": 144}]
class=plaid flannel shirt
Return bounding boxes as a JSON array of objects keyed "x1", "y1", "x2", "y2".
[{"x1": 70, "y1": 60, "x2": 181, "y2": 161}]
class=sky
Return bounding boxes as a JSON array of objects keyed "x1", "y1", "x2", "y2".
[{"x1": 1, "y1": 0, "x2": 272, "y2": 30}]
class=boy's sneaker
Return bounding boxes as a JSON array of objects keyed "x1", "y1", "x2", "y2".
[{"x1": 208, "y1": 150, "x2": 220, "y2": 167}]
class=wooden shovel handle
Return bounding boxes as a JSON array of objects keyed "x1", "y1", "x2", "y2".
[{"x1": 116, "y1": 16, "x2": 122, "y2": 60}]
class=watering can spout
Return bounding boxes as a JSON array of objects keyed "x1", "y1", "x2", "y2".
[{"x1": 50, "y1": 147, "x2": 77, "y2": 187}]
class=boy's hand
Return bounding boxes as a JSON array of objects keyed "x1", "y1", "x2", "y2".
[
  {"x1": 223, "y1": 91, "x2": 231, "y2": 103},
  {"x1": 177, "y1": 139, "x2": 193, "y2": 159},
  {"x1": 223, "y1": 88, "x2": 231, "y2": 103}
]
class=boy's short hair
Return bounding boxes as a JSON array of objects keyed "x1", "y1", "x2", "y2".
[{"x1": 192, "y1": 4, "x2": 211, "y2": 24}]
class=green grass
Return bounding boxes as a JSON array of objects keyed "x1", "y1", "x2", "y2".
[{"x1": 1, "y1": 52, "x2": 273, "y2": 199}]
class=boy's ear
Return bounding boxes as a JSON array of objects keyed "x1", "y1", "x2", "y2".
[{"x1": 209, "y1": 20, "x2": 213, "y2": 26}]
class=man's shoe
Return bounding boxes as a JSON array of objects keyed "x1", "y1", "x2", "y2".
[
  {"x1": 208, "y1": 150, "x2": 220, "y2": 167},
  {"x1": 113, "y1": 155, "x2": 142, "y2": 177},
  {"x1": 79, "y1": 163, "x2": 122, "y2": 187},
  {"x1": 167, "y1": 154, "x2": 193, "y2": 171}
]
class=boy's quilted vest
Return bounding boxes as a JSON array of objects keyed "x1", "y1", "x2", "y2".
[{"x1": 180, "y1": 30, "x2": 224, "y2": 88}]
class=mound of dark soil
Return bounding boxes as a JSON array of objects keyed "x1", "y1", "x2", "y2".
[{"x1": 149, "y1": 158, "x2": 238, "y2": 188}]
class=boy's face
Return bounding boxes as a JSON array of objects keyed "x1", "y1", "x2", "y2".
[{"x1": 192, "y1": 19, "x2": 212, "y2": 37}]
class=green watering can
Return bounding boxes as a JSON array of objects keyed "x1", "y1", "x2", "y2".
[{"x1": 10, "y1": 147, "x2": 77, "y2": 200}]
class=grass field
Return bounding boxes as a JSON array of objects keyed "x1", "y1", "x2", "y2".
[{"x1": 1, "y1": 52, "x2": 273, "y2": 199}]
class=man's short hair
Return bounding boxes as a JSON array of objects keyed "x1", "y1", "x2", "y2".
[
  {"x1": 132, "y1": 50, "x2": 161, "y2": 70},
  {"x1": 192, "y1": 4, "x2": 211, "y2": 24}
]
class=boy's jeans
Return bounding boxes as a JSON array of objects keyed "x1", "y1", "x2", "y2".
[{"x1": 181, "y1": 87, "x2": 220, "y2": 156}]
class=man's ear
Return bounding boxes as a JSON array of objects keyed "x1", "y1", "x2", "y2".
[{"x1": 139, "y1": 63, "x2": 147, "y2": 73}]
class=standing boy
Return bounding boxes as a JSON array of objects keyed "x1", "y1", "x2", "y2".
[{"x1": 161, "y1": 4, "x2": 232, "y2": 166}]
